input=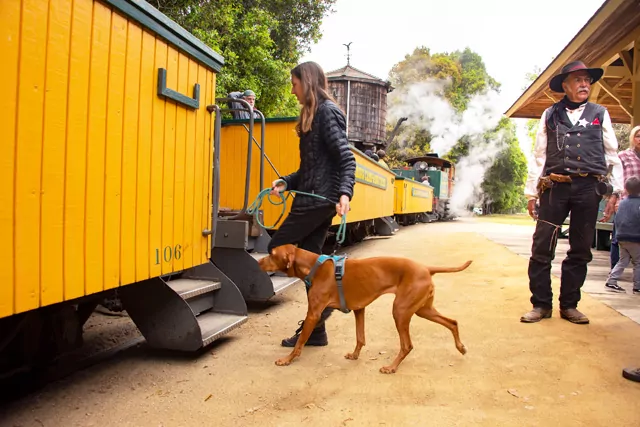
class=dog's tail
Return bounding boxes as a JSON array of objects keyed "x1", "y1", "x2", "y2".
[{"x1": 428, "y1": 260, "x2": 472, "y2": 275}]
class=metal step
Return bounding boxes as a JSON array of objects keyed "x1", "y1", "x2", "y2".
[
  {"x1": 166, "y1": 279, "x2": 221, "y2": 300},
  {"x1": 164, "y1": 278, "x2": 221, "y2": 315},
  {"x1": 198, "y1": 312, "x2": 248, "y2": 346},
  {"x1": 271, "y1": 276, "x2": 300, "y2": 294},
  {"x1": 249, "y1": 252, "x2": 268, "y2": 262}
]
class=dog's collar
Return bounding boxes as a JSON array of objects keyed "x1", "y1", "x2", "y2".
[{"x1": 304, "y1": 254, "x2": 350, "y2": 314}]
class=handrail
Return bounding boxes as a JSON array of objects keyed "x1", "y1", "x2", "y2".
[
  {"x1": 204, "y1": 104, "x2": 223, "y2": 246},
  {"x1": 214, "y1": 97, "x2": 255, "y2": 218}
]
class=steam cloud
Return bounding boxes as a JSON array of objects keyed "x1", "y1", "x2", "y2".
[{"x1": 387, "y1": 79, "x2": 506, "y2": 216}]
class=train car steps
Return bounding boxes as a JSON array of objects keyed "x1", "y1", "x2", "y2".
[{"x1": 119, "y1": 262, "x2": 248, "y2": 352}]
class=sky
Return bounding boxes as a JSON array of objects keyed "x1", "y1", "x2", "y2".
[
  {"x1": 300, "y1": 0, "x2": 607, "y2": 116},
  {"x1": 299, "y1": 0, "x2": 608, "y2": 209}
]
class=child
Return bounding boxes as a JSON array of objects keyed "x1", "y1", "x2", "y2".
[{"x1": 605, "y1": 176, "x2": 640, "y2": 294}]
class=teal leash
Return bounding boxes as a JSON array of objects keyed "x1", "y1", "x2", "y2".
[{"x1": 247, "y1": 181, "x2": 348, "y2": 245}]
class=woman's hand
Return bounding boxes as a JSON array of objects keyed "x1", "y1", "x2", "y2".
[
  {"x1": 336, "y1": 195, "x2": 350, "y2": 217},
  {"x1": 270, "y1": 180, "x2": 286, "y2": 197}
]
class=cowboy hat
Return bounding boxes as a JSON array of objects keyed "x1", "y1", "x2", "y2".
[{"x1": 549, "y1": 60, "x2": 603, "y2": 93}]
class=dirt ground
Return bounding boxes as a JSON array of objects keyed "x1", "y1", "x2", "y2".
[{"x1": 2, "y1": 220, "x2": 640, "y2": 427}]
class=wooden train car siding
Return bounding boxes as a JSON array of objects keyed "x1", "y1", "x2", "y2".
[
  {"x1": 218, "y1": 119, "x2": 301, "y2": 227},
  {"x1": 1, "y1": 0, "x2": 222, "y2": 317}
]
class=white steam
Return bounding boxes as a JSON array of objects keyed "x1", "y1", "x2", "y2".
[{"x1": 387, "y1": 79, "x2": 506, "y2": 216}]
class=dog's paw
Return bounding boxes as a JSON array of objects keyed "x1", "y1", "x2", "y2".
[
  {"x1": 457, "y1": 344, "x2": 467, "y2": 355},
  {"x1": 344, "y1": 352, "x2": 359, "y2": 360},
  {"x1": 275, "y1": 358, "x2": 291, "y2": 366},
  {"x1": 379, "y1": 365, "x2": 396, "y2": 374}
]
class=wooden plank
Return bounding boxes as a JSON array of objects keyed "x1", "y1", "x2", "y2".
[
  {"x1": 103, "y1": 11, "x2": 127, "y2": 290},
  {"x1": 161, "y1": 47, "x2": 178, "y2": 274},
  {"x1": 595, "y1": 25, "x2": 640, "y2": 68},
  {"x1": 149, "y1": 39, "x2": 167, "y2": 278},
  {"x1": 0, "y1": 0, "x2": 22, "y2": 316},
  {"x1": 173, "y1": 53, "x2": 189, "y2": 271},
  {"x1": 64, "y1": 0, "x2": 93, "y2": 301},
  {"x1": 41, "y1": 0, "x2": 72, "y2": 306},
  {"x1": 620, "y1": 50, "x2": 633, "y2": 73},
  {"x1": 182, "y1": 59, "x2": 198, "y2": 269},
  {"x1": 604, "y1": 65, "x2": 631, "y2": 78},
  {"x1": 599, "y1": 79, "x2": 634, "y2": 117},
  {"x1": 633, "y1": 37, "x2": 640, "y2": 127},
  {"x1": 85, "y1": 2, "x2": 111, "y2": 296},
  {"x1": 135, "y1": 31, "x2": 155, "y2": 281},
  {"x1": 120, "y1": 22, "x2": 142, "y2": 287},
  {"x1": 14, "y1": 0, "x2": 48, "y2": 313},
  {"x1": 589, "y1": 81, "x2": 602, "y2": 102}
]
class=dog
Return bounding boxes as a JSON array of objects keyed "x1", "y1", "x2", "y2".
[{"x1": 258, "y1": 244, "x2": 472, "y2": 373}]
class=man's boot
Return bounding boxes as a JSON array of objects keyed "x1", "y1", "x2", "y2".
[
  {"x1": 520, "y1": 307, "x2": 552, "y2": 323},
  {"x1": 281, "y1": 320, "x2": 328, "y2": 347}
]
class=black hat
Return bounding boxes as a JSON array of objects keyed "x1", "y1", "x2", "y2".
[{"x1": 549, "y1": 60, "x2": 603, "y2": 93}]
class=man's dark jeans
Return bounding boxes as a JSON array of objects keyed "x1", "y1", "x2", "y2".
[{"x1": 528, "y1": 176, "x2": 601, "y2": 310}]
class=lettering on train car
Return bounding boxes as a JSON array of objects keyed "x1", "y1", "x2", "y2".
[
  {"x1": 411, "y1": 188, "x2": 431, "y2": 199},
  {"x1": 155, "y1": 244, "x2": 183, "y2": 264},
  {"x1": 355, "y1": 164, "x2": 387, "y2": 190}
]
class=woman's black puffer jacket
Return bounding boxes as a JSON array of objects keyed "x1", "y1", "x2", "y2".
[{"x1": 280, "y1": 99, "x2": 356, "y2": 211}]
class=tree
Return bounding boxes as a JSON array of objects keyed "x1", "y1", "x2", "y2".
[
  {"x1": 155, "y1": 0, "x2": 336, "y2": 117},
  {"x1": 481, "y1": 119, "x2": 528, "y2": 213}
]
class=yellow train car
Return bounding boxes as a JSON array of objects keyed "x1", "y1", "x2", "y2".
[
  {"x1": 217, "y1": 118, "x2": 397, "y2": 237},
  {"x1": 1, "y1": 0, "x2": 247, "y2": 375},
  {"x1": 393, "y1": 177, "x2": 434, "y2": 225}
]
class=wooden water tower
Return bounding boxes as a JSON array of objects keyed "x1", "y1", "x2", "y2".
[{"x1": 326, "y1": 53, "x2": 393, "y2": 152}]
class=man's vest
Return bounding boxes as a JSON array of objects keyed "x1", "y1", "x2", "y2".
[{"x1": 543, "y1": 102, "x2": 608, "y2": 176}]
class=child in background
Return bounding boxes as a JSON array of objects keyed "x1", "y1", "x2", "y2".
[{"x1": 605, "y1": 176, "x2": 640, "y2": 295}]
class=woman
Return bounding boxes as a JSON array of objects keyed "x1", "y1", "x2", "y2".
[{"x1": 267, "y1": 61, "x2": 356, "y2": 348}]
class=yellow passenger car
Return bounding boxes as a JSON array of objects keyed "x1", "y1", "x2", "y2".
[
  {"x1": 0, "y1": 0, "x2": 223, "y2": 317},
  {"x1": 394, "y1": 177, "x2": 434, "y2": 225},
  {"x1": 1, "y1": 0, "x2": 248, "y2": 374}
]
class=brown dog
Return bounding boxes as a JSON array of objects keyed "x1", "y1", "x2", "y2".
[{"x1": 258, "y1": 244, "x2": 472, "y2": 373}]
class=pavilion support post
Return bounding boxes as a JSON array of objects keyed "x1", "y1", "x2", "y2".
[{"x1": 633, "y1": 37, "x2": 640, "y2": 127}]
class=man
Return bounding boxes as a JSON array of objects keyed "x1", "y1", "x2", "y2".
[
  {"x1": 605, "y1": 125, "x2": 640, "y2": 292},
  {"x1": 521, "y1": 60, "x2": 624, "y2": 325},
  {"x1": 377, "y1": 149, "x2": 390, "y2": 169},
  {"x1": 227, "y1": 89, "x2": 260, "y2": 119}
]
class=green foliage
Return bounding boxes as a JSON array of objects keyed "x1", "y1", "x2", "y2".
[
  {"x1": 155, "y1": 0, "x2": 335, "y2": 117},
  {"x1": 481, "y1": 119, "x2": 528, "y2": 213}
]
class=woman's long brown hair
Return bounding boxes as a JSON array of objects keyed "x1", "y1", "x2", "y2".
[{"x1": 291, "y1": 61, "x2": 338, "y2": 135}]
